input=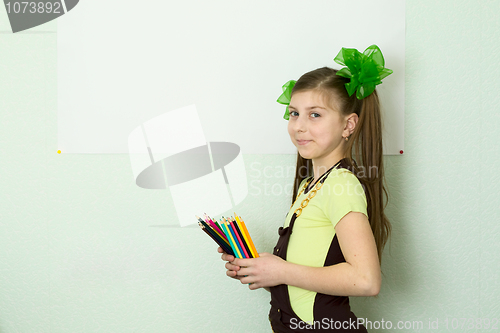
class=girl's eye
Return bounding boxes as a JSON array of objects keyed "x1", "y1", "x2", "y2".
[
  {"x1": 311, "y1": 112, "x2": 320, "y2": 118},
  {"x1": 289, "y1": 110, "x2": 299, "y2": 117}
]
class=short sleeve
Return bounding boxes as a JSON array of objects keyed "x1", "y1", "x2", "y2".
[{"x1": 320, "y1": 170, "x2": 368, "y2": 228}]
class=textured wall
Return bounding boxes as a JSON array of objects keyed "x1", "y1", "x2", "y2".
[{"x1": 1, "y1": 1, "x2": 499, "y2": 332}]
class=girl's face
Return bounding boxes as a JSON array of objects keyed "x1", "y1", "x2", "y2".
[{"x1": 287, "y1": 89, "x2": 347, "y2": 167}]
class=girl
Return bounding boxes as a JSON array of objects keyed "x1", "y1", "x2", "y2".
[{"x1": 219, "y1": 45, "x2": 392, "y2": 332}]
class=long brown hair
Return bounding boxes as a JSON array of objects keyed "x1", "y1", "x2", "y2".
[{"x1": 290, "y1": 67, "x2": 391, "y2": 262}]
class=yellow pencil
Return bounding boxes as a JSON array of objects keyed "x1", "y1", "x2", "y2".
[{"x1": 235, "y1": 215, "x2": 256, "y2": 258}]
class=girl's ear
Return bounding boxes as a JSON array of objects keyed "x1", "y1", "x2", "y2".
[{"x1": 344, "y1": 113, "x2": 359, "y2": 136}]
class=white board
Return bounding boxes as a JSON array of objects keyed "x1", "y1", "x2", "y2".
[{"x1": 57, "y1": 0, "x2": 405, "y2": 155}]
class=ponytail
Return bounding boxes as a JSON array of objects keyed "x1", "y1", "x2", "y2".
[{"x1": 345, "y1": 91, "x2": 391, "y2": 263}]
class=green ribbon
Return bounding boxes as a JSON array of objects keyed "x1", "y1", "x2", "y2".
[
  {"x1": 277, "y1": 80, "x2": 296, "y2": 120},
  {"x1": 334, "y1": 45, "x2": 393, "y2": 100}
]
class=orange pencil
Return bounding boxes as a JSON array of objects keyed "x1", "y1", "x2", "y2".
[
  {"x1": 235, "y1": 215, "x2": 257, "y2": 258},
  {"x1": 237, "y1": 215, "x2": 259, "y2": 258}
]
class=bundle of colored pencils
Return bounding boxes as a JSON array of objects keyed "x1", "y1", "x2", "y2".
[{"x1": 196, "y1": 214, "x2": 259, "y2": 258}]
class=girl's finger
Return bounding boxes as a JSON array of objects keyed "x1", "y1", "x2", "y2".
[
  {"x1": 221, "y1": 253, "x2": 235, "y2": 262},
  {"x1": 226, "y1": 270, "x2": 244, "y2": 280},
  {"x1": 235, "y1": 266, "x2": 251, "y2": 277},
  {"x1": 225, "y1": 262, "x2": 240, "y2": 271},
  {"x1": 248, "y1": 283, "x2": 259, "y2": 290},
  {"x1": 239, "y1": 275, "x2": 256, "y2": 286}
]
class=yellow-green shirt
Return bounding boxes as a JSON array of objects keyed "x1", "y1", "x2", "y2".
[{"x1": 283, "y1": 168, "x2": 368, "y2": 324}]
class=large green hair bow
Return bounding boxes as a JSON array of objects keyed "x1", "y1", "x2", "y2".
[
  {"x1": 277, "y1": 80, "x2": 296, "y2": 120},
  {"x1": 334, "y1": 45, "x2": 393, "y2": 100}
]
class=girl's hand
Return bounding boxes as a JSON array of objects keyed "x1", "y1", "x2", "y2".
[
  {"x1": 232, "y1": 252, "x2": 287, "y2": 290},
  {"x1": 217, "y1": 247, "x2": 243, "y2": 280}
]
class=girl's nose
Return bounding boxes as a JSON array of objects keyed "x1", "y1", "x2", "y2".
[{"x1": 293, "y1": 115, "x2": 306, "y2": 132}]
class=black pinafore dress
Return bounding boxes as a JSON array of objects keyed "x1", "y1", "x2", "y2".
[{"x1": 269, "y1": 158, "x2": 368, "y2": 333}]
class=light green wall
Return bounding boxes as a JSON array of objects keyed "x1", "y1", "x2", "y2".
[{"x1": 1, "y1": 1, "x2": 499, "y2": 332}]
